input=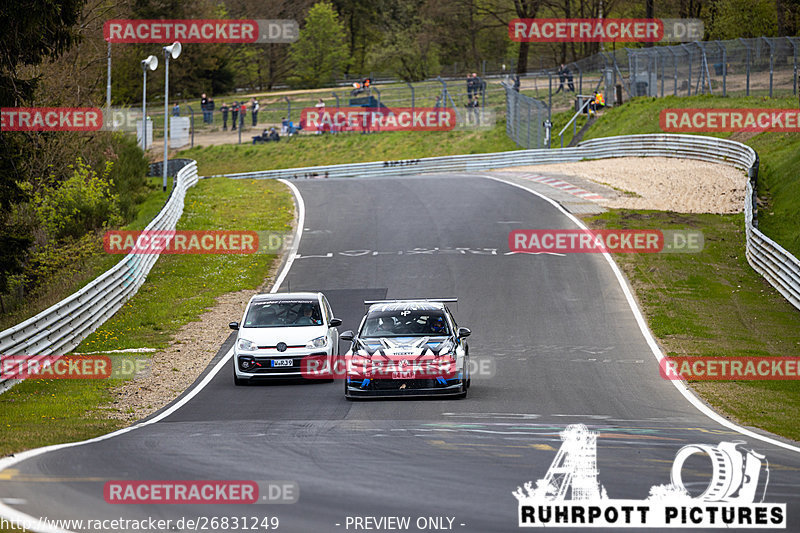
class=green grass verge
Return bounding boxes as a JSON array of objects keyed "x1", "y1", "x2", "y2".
[
  {"x1": 0, "y1": 177, "x2": 294, "y2": 456},
  {"x1": 178, "y1": 122, "x2": 518, "y2": 176},
  {"x1": 576, "y1": 94, "x2": 800, "y2": 440},
  {"x1": 588, "y1": 210, "x2": 800, "y2": 440}
]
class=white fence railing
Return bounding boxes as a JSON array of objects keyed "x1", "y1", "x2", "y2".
[
  {"x1": 220, "y1": 133, "x2": 800, "y2": 312},
  {"x1": 0, "y1": 161, "x2": 199, "y2": 390}
]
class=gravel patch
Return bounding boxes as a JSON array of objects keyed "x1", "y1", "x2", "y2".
[{"x1": 498, "y1": 157, "x2": 747, "y2": 214}]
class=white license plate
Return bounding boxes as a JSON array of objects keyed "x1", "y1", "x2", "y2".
[{"x1": 271, "y1": 359, "x2": 293, "y2": 367}]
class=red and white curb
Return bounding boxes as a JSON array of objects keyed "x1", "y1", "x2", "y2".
[{"x1": 520, "y1": 174, "x2": 606, "y2": 201}]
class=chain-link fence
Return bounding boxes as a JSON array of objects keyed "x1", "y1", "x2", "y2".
[
  {"x1": 503, "y1": 83, "x2": 549, "y2": 149},
  {"x1": 626, "y1": 37, "x2": 800, "y2": 99},
  {"x1": 141, "y1": 77, "x2": 510, "y2": 147}
]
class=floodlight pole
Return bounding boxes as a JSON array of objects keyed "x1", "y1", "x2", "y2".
[
  {"x1": 163, "y1": 51, "x2": 170, "y2": 191},
  {"x1": 162, "y1": 43, "x2": 181, "y2": 192},
  {"x1": 142, "y1": 67, "x2": 146, "y2": 149}
]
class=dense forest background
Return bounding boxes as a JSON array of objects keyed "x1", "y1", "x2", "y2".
[{"x1": 0, "y1": 0, "x2": 798, "y2": 315}]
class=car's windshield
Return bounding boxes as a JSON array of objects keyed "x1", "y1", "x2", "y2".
[
  {"x1": 244, "y1": 300, "x2": 323, "y2": 327},
  {"x1": 361, "y1": 310, "x2": 449, "y2": 337}
]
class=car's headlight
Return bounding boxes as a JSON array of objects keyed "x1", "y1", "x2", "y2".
[
  {"x1": 238, "y1": 338, "x2": 256, "y2": 352},
  {"x1": 437, "y1": 338, "x2": 455, "y2": 356},
  {"x1": 306, "y1": 336, "x2": 328, "y2": 349}
]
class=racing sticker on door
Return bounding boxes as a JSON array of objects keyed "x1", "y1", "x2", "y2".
[{"x1": 513, "y1": 424, "x2": 786, "y2": 528}]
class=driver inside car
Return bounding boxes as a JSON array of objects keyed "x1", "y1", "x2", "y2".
[
  {"x1": 295, "y1": 304, "x2": 322, "y2": 325},
  {"x1": 430, "y1": 316, "x2": 446, "y2": 334}
]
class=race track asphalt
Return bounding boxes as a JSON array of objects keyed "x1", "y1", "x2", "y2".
[{"x1": 1, "y1": 174, "x2": 798, "y2": 533}]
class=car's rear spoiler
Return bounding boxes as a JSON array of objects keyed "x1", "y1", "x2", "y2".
[{"x1": 364, "y1": 298, "x2": 458, "y2": 305}]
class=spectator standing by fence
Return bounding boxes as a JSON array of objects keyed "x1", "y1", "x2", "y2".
[
  {"x1": 220, "y1": 102, "x2": 229, "y2": 130},
  {"x1": 172, "y1": 102, "x2": 180, "y2": 117},
  {"x1": 251, "y1": 98, "x2": 259, "y2": 127},
  {"x1": 201, "y1": 93, "x2": 210, "y2": 123},
  {"x1": 239, "y1": 102, "x2": 246, "y2": 130},
  {"x1": 208, "y1": 98, "x2": 215, "y2": 124},
  {"x1": 231, "y1": 101, "x2": 239, "y2": 130}
]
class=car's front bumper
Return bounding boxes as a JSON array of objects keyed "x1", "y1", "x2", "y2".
[
  {"x1": 235, "y1": 352, "x2": 328, "y2": 379},
  {"x1": 345, "y1": 375, "x2": 464, "y2": 397}
]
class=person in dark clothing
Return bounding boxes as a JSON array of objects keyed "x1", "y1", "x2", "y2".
[
  {"x1": 200, "y1": 93, "x2": 209, "y2": 123},
  {"x1": 231, "y1": 101, "x2": 239, "y2": 130},
  {"x1": 220, "y1": 103, "x2": 229, "y2": 130},
  {"x1": 251, "y1": 98, "x2": 259, "y2": 127},
  {"x1": 566, "y1": 70, "x2": 575, "y2": 92},
  {"x1": 208, "y1": 98, "x2": 215, "y2": 123},
  {"x1": 555, "y1": 64, "x2": 567, "y2": 94}
]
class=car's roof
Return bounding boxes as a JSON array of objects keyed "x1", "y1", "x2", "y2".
[{"x1": 250, "y1": 292, "x2": 320, "y2": 304}]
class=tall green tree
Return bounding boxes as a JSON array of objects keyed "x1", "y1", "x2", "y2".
[
  {"x1": 288, "y1": 2, "x2": 349, "y2": 87},
  {"x1": 709, "y1": 0, "x2": 778, "y2": 38},
  {"x1": 0, "y1": 0, "x2": 87, "y2": 304}
]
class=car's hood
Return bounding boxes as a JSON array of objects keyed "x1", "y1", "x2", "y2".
[
  {"x1": 356, "y1": 336, "x2": 452, "y2": 357},
  {"x1": 239, "y1": 325, "x2": 328, "y2": 347}
]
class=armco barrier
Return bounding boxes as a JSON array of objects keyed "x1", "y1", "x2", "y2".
[
  {"x1": 0, "y1": 161, "x2": 199, "y2": 391},
  {"x1": 219, "y1": 133, "x2": 799, "y2": 312}
]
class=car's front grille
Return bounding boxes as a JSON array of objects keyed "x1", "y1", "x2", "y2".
[{"x1": 239, "y1": 353, "x2": 326, "y2": 374}]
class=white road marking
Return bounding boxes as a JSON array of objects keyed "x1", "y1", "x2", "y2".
[{"x1": 485, "y1": 174, "x2": 800, "y2": 455}]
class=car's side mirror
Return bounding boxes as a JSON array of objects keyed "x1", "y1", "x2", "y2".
[
  {"x1": 457, "y1": 327, "x2": 471, "y2": 338},
  {"x1": 229, "y1": 322, "x2": 240, "y2": 330},
  {"x1": 340, "y1": 330, "x2": 355, "y2": 342},
  {"x1": 329, "y1": 318, "x2": 343, "y2": 327}
]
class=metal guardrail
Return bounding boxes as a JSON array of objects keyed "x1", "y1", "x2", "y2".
[
  {"x1": 0, "y1": 161, "x2": 199, "y2": 390},
  {"x1": 3, "y1": 134, "x2": 797, "y2": 392},
  {"x1": 219, "y1": 134, "x2": 800, "y2": 312}
]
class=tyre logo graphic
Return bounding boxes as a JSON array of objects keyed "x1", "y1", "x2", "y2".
[
  {"x1": 276, "y1": 342, "x2": 287, "y2": 352},
  {"x1": 513, "y1": 424, "x2": 786, "y2": 528}
]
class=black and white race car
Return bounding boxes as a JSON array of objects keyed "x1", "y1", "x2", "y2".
[{"x1": 341, "y1": 299, "x2": 471, "y2": 399}]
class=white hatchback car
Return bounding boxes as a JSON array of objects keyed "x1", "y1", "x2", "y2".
[{"x1": 229, "y1": 292, "x2": 341, "y2": 385}]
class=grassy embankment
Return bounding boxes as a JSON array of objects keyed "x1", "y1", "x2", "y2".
[{"x1": 581, "y1": 95, "x2": 800, "y2": 440}]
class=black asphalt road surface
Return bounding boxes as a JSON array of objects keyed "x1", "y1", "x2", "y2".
[{"x1": 1, "y1": 175, "x2": 798, "y2": 532}]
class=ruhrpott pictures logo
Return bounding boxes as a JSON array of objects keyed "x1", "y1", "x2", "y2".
[{"x1": 514, "y1": 424, "x2": 786, "y2": 528}]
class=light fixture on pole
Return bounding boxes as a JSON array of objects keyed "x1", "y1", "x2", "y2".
[
  {"x1": 140, "y1": 55, "x2": 158, "y2": 151},
  {"x1": 162, "y1": 41, "x2": 182, "y2": 192}
]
